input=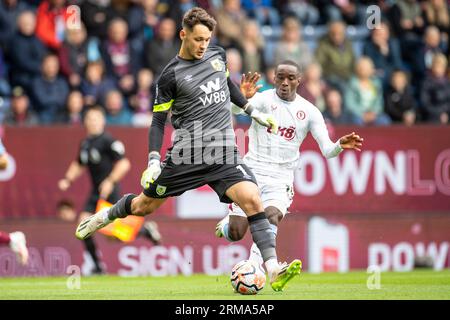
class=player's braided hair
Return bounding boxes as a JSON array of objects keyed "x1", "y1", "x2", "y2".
[{"x1": 182, "y1": 7, "x2": 217, "y2": 31}]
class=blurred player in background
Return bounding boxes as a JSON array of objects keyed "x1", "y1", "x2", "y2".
[
  {"x1": 58, "y1": 106, "x2": 161, "y2": 274},
  {"x1": 0, "y1": 138, "x2": 8, "y2": 170},
  {"x1": 216, "y1": 61, "x2": 364, "y2": 267},
  {"x1": 75, "y1": 7, "x2": 302, "y2": 291},
  {"x1": 0, "y1": 138, "x2": 29, "y2": 265}
]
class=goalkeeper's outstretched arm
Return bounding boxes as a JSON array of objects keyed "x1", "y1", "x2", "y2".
[
  {"x1": 148, "y1": 111, "x2": 168, "y2": 162},
  {"x1": 227, "y1": 77, "x2": 278, "y2": 133}
]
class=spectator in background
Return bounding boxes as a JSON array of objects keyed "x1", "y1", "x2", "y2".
[
  {"x1": 420, "y1": 53, "x2": 450, "y2": 124},
  {"x1": 413, "y1": 26, "x2": 445, "y2": 80},
  {"x1": 323, "y1": 88, "x2": 360, "y2": 125},
  {"x1": 274, "y1": 17, "x2": 313, "y2": 74},
  {"x1": 422, "y1": 0, "x2": 449, "y2": 51},
  {"x1": 388, "y1": 0, "x2": 425, "y2": 59},
  {"x1": 35, "y1": 0, "x2": 69, "y2": 50},
  {"x1": 258, "y1": 65, "x2": 275, "y2": 91},
  {"x1": 316, "y1": 20, "x2": 355, "y2": 93},
  {"x1": 317, "y1": 0, "x2": 367, "y2": 26},
  {"x1": 144, "y1": 17, "x2": 180, "y2": 77},
  {"x1": 284, "y1": 0, "x2": 320, "y2": 26},
  {"x1": 111, "y1": 0, "x2": 146, "y2": 43},
  {"x1": 30, "y1": 53, "x2": 69, "y2": 124},
  {"x1": 241, "y1": 0, "x2": 280, "y2": 27},
  {"x1": 101, "y1": 18, "x2": 141, "y2": 96},
  {"x1": 298, "y1": 62, "x2": 328, "y2": 112},
  {"x1": 215, "y1": 0, "x2": 247, "y2": 49},
  {"x1": 384, "y1": 70, "x2": 417, "y2": 126},
  {"x1": 129, "y1": 68, "x2": 153, "y2": 127},
  {"x1": 238, "y1": 19, "x2": 266, "y2": 74},
  {"x1": 8, "y1": 10, "x2": 47, "y2": 91},
  {"x1": 80, "y1": 60, "x2": 117, "y2": 107},
  {"x1": 225, "y1": 48, "x2": 242, "y2": 85},
  {"x1": 0, "y1": 47, "x2": 10, "y2": 105},
  {"x1": 140, "y1": 0, "x2": 163, "y2": 41},
  {"x1": 56, "y1": 90, "x2": 84, "y2": 125},
  {"x1": 0, "y1": 0, "x2": 29, "y2": 51},
  {"x1": 345, "y1": 56, "x2": 391, "y2": 126},
  {"x1": 80, "y1": 0, "x2": 116, "y2": 40},
  {"x1": 3, "y1": 86, "x2": 39, "y2": 126},
  {"x1": 103, "y1": 0, "x2": 147, "y2": 60},
  {"x1": 104, "y1": 89, "x2": 132, "y2": 126},
  {"x1": 166, "y1": 0, "x2": 197, "y2": 32},
  {"x1": 58, "y1": 24, "x2": 89, "y2": 89},
  {"x1": 363, "y1": 21, "x2": 404, "y2": 86}
]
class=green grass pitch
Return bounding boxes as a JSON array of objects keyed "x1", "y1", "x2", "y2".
[{"x1": 1, "y1": 270, "x2": 449, "y2": 300}]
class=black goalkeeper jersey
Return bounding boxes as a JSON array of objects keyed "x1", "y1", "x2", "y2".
[{"x1": 152, "y1": 46, "x2": 237, "y2": 162}]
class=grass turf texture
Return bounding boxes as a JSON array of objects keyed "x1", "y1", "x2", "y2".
[{"x1": 1, "y1": 270, "x2": 449, "y2": 300}]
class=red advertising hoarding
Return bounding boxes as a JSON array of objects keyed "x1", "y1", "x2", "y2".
[{"x1": 1, "y1": 213, "x2": 449, "y2": 277}]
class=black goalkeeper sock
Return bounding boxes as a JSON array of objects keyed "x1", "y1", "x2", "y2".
[{"x1": 108, "y1": 194, "x2": 137, "y2": 220}]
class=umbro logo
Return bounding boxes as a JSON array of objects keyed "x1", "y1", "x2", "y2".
[{"x1": 184, "y1": 75, "x2": 193, "y2": 82}]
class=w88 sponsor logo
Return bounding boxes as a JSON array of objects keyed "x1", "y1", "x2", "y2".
[{"x1": 267, "y1": 126, "x2": 296, "y2": 140}]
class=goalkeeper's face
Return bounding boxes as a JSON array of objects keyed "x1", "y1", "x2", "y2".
[
  {"x1": 180, "y1": 24, "x2": 212, "y2": 60},
  {"x1": 274, "y1": 64, "x2": 301, "y2": 102}
]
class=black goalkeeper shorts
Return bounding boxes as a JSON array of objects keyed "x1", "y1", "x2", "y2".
[{"x1": 143, "y1": 156, "x2": 257, "y2": 204}]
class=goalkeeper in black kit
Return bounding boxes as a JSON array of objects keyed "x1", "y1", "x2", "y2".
[{"x1": 75, "y1": 7, "x2": 301, "y2": 291}]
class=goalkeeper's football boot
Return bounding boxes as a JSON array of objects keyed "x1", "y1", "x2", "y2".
[
  {"x1": 75, "y1": 207, "x2": 111, "y2": 240},
  {"x1": 270, "y1": 259, "x2": 302, "y2": 292},
  {"x1": 9, "y1": 231, "x2": 29, "y2": 265},
  {"x1": 215, "y1": 215, "x2": 229, "y2": 238}
]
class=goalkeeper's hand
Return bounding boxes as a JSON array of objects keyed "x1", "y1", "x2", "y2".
[
  {"x1": 249, "y1": 109, "x2": 278, "y2": 134},
  {"x1": 140, "y1": 158, "x2": 161, "y2": 189}
]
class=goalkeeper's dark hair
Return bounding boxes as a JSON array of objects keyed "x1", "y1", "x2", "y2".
[
  {"x1": 276, "y1": 60, "x2": 302, "y2": 75},
  {"x1": 182, "y1": 7, "x2": 216, "y2": 31}
]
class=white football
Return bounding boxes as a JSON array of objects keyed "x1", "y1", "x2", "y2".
[{"x1": 230, "y1": 260, "x2": 266, "y2": 295}]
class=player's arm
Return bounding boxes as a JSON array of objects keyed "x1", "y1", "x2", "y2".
[
  {"x1": 240, "y1": 72, "x2": 262, "y2": 99},
  {"x1": 141, "y1": 67, "x2": 176, "y2": 189},
  {"x1": 231, "y1": 72, "x2": 264, "y2": 115},
  {"x1": 58, "y1": 161, "x2": 85, "y2": 191},
  {"x1": 309, "y1": 107, "x2": 363, "y2": 158},
  {"x1": 228, "y1": 76, "x2": 277, "y2": 133},
  {"x1": 106, "y1": 158, "x2": 130, "y2": 184},
  {"x1": 216, "y1": 45, "x2": 277, "y2": 133}
]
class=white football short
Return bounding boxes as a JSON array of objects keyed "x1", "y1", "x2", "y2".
[{"x1": 229, "y1": 170, "x2": 294, "y2": 217}]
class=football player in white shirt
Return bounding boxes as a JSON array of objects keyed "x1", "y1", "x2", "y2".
[{"x1": 216, "y1": 60, "x2": 364, "y2": 269}]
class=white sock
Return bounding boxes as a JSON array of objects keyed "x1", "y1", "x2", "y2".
[
  {"x1": 265, "y1": 258, "x2": 279, "y2": 276},
  {"x1": 102, "y1": 208, "x2": 112, "y2": 223},
  {"x1": 248, "y1": 243, "x2": 264, "y2": 266}
]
